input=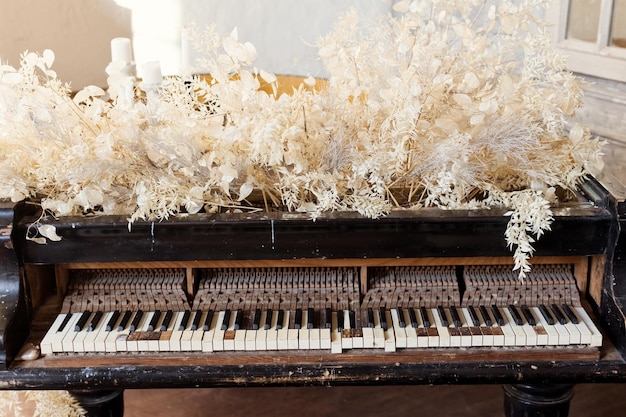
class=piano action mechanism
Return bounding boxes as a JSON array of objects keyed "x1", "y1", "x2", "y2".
[{"x1": 1, "y1": 178, "x2": 625, "y2": 416}]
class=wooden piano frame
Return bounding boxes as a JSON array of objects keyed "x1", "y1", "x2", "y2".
[{"x1": 1, "y1": 178, "x2": 625, "y2": 417}]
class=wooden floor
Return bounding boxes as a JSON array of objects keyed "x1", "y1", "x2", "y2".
[{"x1": 123, "y1": 384, "x2": 626, "y2": 417}]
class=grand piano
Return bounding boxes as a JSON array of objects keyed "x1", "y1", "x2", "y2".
[{"x1": 0, "y1": 175, "x2": 625, "y2": 417}]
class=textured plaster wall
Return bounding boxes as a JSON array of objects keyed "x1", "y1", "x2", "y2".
[{"x1": 0, "y1": 0, "x2": 132, "y2": 89}]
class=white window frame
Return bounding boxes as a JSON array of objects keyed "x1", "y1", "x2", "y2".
[{"x1": 547, "y1": 0, "x2": 626, "y2": 82}]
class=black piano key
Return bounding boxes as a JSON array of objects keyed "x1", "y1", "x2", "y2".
[
  {"x1": 294, "y1": 308, "x2": 303, "y2": 330},
  {"x1": 87, "y1": 311, "x2": 104, "y2": 332},
  {"x1": 234, "y1": 309, "x2": 244, "y2": 330},
  {"x1": 202, "y1": 310, "x2": 214, "y2": 331},
  {"x1": 479, "y1": 306, "x2": 492, "y2": 326},
  {"x1": 419, "y1": 307, "x2": 431, "y2": 328},
  {"x1": 307, "y1": 307, "x2": 315, "y2": 329},
  {"x1": 561, "y1": 304, "x2": 580, "y2": 325},
  {"x1": 550, "y1": 304, "x2": 567, "y2": 325},
  {"x1": 337, "y1": 310, "x2": 345, "y2": 331},
  {"x1": 221, "y1": 310, "x2": 232, "y2": 331},
  {"x1": 436, "y1": 306, "x2": 449, "y2": 327},
  {"x1": 349, "y1": 310, "x2": 356, "y2": 329},
  {"x1": 276, "y1": 310, "x2": 285, "y2": 330},
  {"x1": 118, "y1": 310, "x2": 133, "y2": 331},
  {"x1": 58, "y1": 313, "x2": 73, "y2": 333},
  {"x1": 467, "y1": 306, "x2": 480, "y2": 327},
  {"x1": 178, "y1": 310, "x2": 191, "y2": 331},
  {"x1": 162, "y1": 310, "x2": 174, "y2": 331},
  {"x1": 366, "y1": 308, "x2": 375, "y2": 328},
  {"x1": 521, "y1": 305, "x2": 536, "y2": 326},
  {"x1": 538, "y1": 304, "x2": 555, "y2": 325},
  {"x1": 252, "y1": 309, "x2": 262, "y2": 330},
  {"x1": 148, "y1": 310, "x2": 162, "y2": 331},
  {"x1": 105, "y1": 311, "x2": 120, "y2": 332},
  {"x1": 189, "y1": 310, "x2": 202, "y2": 330},
  {"x1": 130, "y1": 310, "x2": 144, "y2": 332},
  {"x1": 75, "y1": 311, "x2": 91, "y2": 332},
  {"x1": 324, "y1": 308, "x2": 332, "y2": 329},
  {"x1": 508, "y1": 305, "x2": 524, "y2": 326},
  {"x1": 449, "y1": 306, "x2": 462, "y2": 327},
  {"x1": 396, "y1": 308, "x2": 406, "y2": 328},
  {"x1": 408, "y1": 307, "x2": 418, "y2": 328},
  {"x1": 491, "y1": 306, "x2": 505, "y2": 326},
  {"x1": 378, "y1": 307, "x2": 388, "y2": 331},
  {"x1": 264, "y1": 309, "x2": 273, "y2": 330}
]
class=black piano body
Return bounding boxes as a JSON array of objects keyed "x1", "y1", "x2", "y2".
[{"x1": 0, "y1": 178, "x2": 625, "y2": 417}]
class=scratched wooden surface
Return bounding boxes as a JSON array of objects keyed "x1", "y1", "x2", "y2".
[{"x1": 122, "y1": 384, "x2": 626, "y2": 417}]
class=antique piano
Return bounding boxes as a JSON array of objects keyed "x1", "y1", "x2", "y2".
[{"x1": 0, "y1": 176, "x2": 625, "y2": 417}]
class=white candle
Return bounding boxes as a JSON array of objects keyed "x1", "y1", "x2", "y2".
[
  {"x1": 111, "y1": 37, "x2": 133, "y2": 64},
  {"x1": 141, "y1": 61, "x2": 163, "y2": 85}
]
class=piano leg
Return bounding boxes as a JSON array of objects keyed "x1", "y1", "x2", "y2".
[
  {"x1": 503, "y1": 384, "x2": 574, "y2": 417},
  {"x1": 70, "y1": 389, "x2": 125, "y2": 417}
]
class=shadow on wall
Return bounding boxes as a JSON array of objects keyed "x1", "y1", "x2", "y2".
[{"x1": 0, "y1": 0, "x2": 132, "y2": 89}]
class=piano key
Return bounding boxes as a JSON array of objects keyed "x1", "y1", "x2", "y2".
[
  {"x1": 574, "y1": 306, "x2": 603, "y2": 347},
  {"x1": 419, "y1": 307, "x2": 431, "y2": 328},
  {"x1": 298, "y1": 309, "x2": 311, "y2": 350},
  {"x1": 148, "y1": 310, "x2": 162, "y2": 332},
  {"x1": 264, "y1": 308, "x2": 273, "y2": 330},
  {"x1": 161, "y1": 310, "x2": 174, "y2": 331},
  {"x1": 528, "y1": 307, "x2": 549, "y2": 346},
  {"x1": 106, "y1": 311, "x2": 121, "y2": 331},
  {"x1": 324, "y1": 308, "x2": 333, "y2": 329},
  {"x1": 436, "y1": 306, "x2": 449, "y2": 328},
  {"x1": 479, "y1": 305, "x2": 492, "y2": 327},
  {"x1": 83, "y1": 312, "x2": 107, "y2": 352},
  {"x1": 432, "y1": 306, "x2": 450, "y2": 348},
  {"x1": 221, "y1": 309, "x2": 232, "y2": 331},
  {"x1": 401, "y1": 308, "x2": 418, "y2": 348},
  {"x1": 267, "y1": 309, "x2": 280, "y2": 350},
  {"x1": 337, "y1": 310, "x2": 345, "y2": 332},
  {"x1": 277, "y1": 311, "x2": 291, "y2": 350},
  {"x1": 390, "y1": 308, "x2": 407, "y2": 348},
  {"x1": 507, "y1": 305, "x2": 524, "y2": 326},
  {"x1": 501, "y1": 307, "x2": 526, "y2": 346},
  {"x1": 372, "y1": 308, "x2": 385, "y2": 349},
  {"x1": 407, "y1": 307, "x2": 418, "y2": 328},
  {"x1": 448, "y1": 307, "x2": 462, "y2": 328},
  {"x1": 396, "y1": 307, "x2": 406, "y2": 328},
  {"x1": 561, "y1": 304, "x2": 580, "y2": 325},
  {"x1": 521, "y1": 305, "x2": 536, "y2": 326},
  {"x1": 350, "y1": 310, "x2": 364, "y2": 349},
  {"x1": 533, "y1": 306, "x2": 560, "y2": 346},
  {"x1": 383, "y1": 310, "x2": 396, "y2": 352},
  {"x1": 331, "y1": 311, "x2": 343, "y2": 353},
  {"x1": 117, "y1": 310, "x2": 133, "y2": 331},
  {"x1": 379, "y1": 307, "x2": 389, "y2": 331},
  {"x1": 467, "y1": 306, "x2": 480, "y2": 327},
  {"x1": 178, "y1": 310, "x2": 191, "y2": 331},
  {"x1": 202, "y1": 310, "x2": 223, "y2": 352},
  {"x1": 306, "y1": 307, "x2": 315, "y2": 330},
  {"x1": 294, "y1": 308, "x2": 303, "y2": 330},
  {"x1": 460, "y1": 308, "x2": 482, "y2": 347},
  {"x1": 223, "y1": 310, "x2": 239, "y2": 351},
  {"x1": 252, "y1": 308, "x2": 262, "y2": 330},
  {"x1": 276, "y1": 309, "x2": 285, "y2": 330},
  {"x1": 491, "y1": 305, "x2": 505, "y2": 326},
  {"x1": 191, "y1": 309, "x2": 202, "y2": 331},
  {"x1": 538, "y1": 304, "x2": 555, "y2": 326},
  {"x1": 129, "y1": 310, "x2": 144, "y2": 332},
  {"x1": 550, "y1": 304, "x2": 567, "y2": 325},
  {"x1": 167, "y1": 311, "x2": 186, "y2": 351},
  {"x1": 74, "y1": 310, "x2": 92, "y2": 332},
  {"x1": 202, "y1": 310, "x2": 214, "y2": 331},
  {"x1": 234, "y1": 309, "x2": 244, "y2": 330},
  {"x1": 87, "y1": 311, "x2": 104, "y2": 332},
  {"x1": 255, "y1": 310, "x2": 268, "y2": 351},
  {"x1": 366, "y1": 307, "x2": 375, "y2": 329},
  {"x1": 40, "y1": 313, "x2": 71, "y2": 355}
]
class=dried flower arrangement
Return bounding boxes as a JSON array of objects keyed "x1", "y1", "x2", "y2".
[
  {"x1": 0, "y1": 390, "x2": 85, "y2": 417},
  {"x1": 0, "y1": 0, "x2": 603, "y2": 280}
]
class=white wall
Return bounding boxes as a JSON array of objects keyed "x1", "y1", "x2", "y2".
[{"x1": 0, "y1": 0, "x2": 132, "y2": 89}]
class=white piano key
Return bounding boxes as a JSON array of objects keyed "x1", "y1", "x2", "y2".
[
  {"x1": 383, "y1": 310, "x2": 396, "y2": 352},
  {"x1": 167, "y1": 311, "x2": 186, "y2": 352},
  {"x1": 83, "y1": 312, "x2": 107, "y2": 352},
  {"x1": 223, "y1": 310, "x2": 238, "y2": 351},
  {"x1": 255, "y1": 310, "x2": 268, "y2": 351},
  {"x1": 67, "y1": 312, "x2": 91, "y2": 353},
  {"x1": 340, "y1": 310, "x2": 353, "y2": 350},
  {"x1": 93, "y1": 312, "x2": 116, "y2": 352},
  {"x1": 203, "y1": 311, "x2": 223, "y2": 352},
  {"x1": 191, "y1": 312, "x2": 208, "y2": 351},
  {"x1": 298, "y1": 308, "x2": 311, "y2": 350},
  {"x1": 533, "y1": 307, "x2": 560, "y2": 346},
  {"x1": 502, "y1": 308, "x2": 526, "y2": 347},
  {"x1": 330, "y1": 312, "x2": 343, "y2": 354},
  {"x1": 402, "y1": 308, "x2": 418, "y2": 348},
  {"x1": 390, "y1": 308, "x2": 407, "y2": 349},
  {"x1": 277, "y1": 311, "x2": 291, "y2": 350},
  {"x1": 574, "y1": 306, "x2": 603, "y2": 347},
  {"x1": 40, "y1": 314, "x2": 69, "y2": 355},
  {"x1": 180, "y1": 312, "x2": 196, "y2": 351},
  {"x1": 135, "y1": 312, "x2": 154, "y2": 352},
  {"x1": 529, "y1": 308, "x2": 549, "y2": 346},
  {"x1": 372, "y1": 308, "x2": 385, "y2": 349},
  {"x1": 460, "y1": 308, "x2": 482, "y2": 347},
  {"x1": 266, "y1": 310, "x2": 279, "y2": 351},
  {"x1": 431, "y1": 308, "x2": 450, "y2": 348}
]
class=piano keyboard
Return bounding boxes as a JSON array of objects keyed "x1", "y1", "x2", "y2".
[{"x1": 39, "y1": 264, "x2": 603, "y2": 355}]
